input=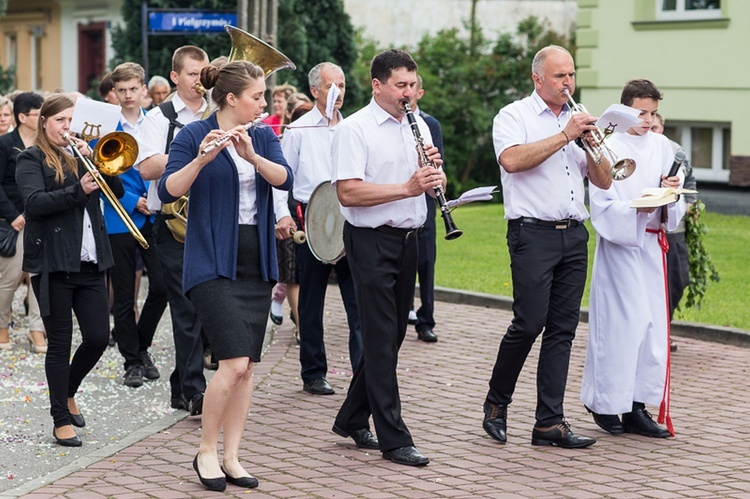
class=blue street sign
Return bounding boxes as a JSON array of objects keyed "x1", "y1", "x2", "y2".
[{"x1": 148, "y1": 11, "x2": 237, "y2": 33}]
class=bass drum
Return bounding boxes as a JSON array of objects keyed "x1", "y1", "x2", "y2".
[{"x1": 304, "y1": 181, "x2": 345, "y2": 264}]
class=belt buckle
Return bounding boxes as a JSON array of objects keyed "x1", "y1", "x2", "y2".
[{"x1": 555, "y1": 220, "x2": 570, "y2": 230}]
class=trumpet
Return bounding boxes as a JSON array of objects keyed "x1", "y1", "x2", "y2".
[
  {"x1": 199, "y1": 113, "x2": 269, "y2": 156},
  {"x1": 402, "y1": 102, "x2": 462, "y2": 240},
  {"x1": 63, "y1": 133, "x2": 150, "y2": 249},
  {"x1": 564, "y1": 90, "x2": 636, "y2": 181}
]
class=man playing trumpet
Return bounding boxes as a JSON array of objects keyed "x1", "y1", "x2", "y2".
[{"x1": 483, "y1": 45, "x2": 612, "y2": 448}]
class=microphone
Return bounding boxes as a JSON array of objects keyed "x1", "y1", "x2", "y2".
[{"x1": 666, "y1": 150, "x2": 686, "y2": 179}]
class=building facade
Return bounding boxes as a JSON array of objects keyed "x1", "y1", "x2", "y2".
[
  {"x1": 0, "y1": 0, "x2": 122, "y2": 94},
  {"x1": 576, "y1": 0, "x2": 744, "y2": 185}
]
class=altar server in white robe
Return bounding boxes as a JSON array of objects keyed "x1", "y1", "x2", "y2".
[{"x1": 581, "y1": 79, "x2": 685, "y2": 439}]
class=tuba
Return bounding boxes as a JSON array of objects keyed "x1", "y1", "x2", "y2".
[{"x1": 161, "y1": 25, "x2": 296, "y2": 243}]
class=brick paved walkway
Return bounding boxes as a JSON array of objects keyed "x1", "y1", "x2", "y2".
[{"x1": 11, "y1": 291, "x2": 750, "y2": 498}]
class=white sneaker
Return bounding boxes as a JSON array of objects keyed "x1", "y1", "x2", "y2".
[{"x1": 408, "y1": 310, "x2": 418, "y2": 325}]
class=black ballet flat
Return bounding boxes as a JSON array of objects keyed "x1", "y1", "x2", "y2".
[
  {"x1": 221, "y1": 466, "x2": 259, "y2": 489},
  {"x1": 53, "y1": 428, "x2": 82, "y2": 447},
  {"x1": 193, "y1": 454, "x2": 226, "y2": 492},
  {"x1": 70, "y1": 411, "x2": 85, "y2": 428}
]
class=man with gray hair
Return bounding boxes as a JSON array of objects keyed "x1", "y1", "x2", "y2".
[
  {"x1": 483, "y1": 45, "x2": 612, "y2": 448},
  {"x1": 147, "y1": 75, "x2": 171, "y2": 109},
  {"x1": 275, "y1": 62, "x2": 363, "y2": 395}
]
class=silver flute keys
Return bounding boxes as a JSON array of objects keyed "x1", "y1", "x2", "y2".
[{"x1": 199, "y1": 113, "x2": 269, "y2": 156}]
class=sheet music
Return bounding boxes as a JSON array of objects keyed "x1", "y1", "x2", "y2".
[
  {"x1": 445, "y1": 185, "x2": 498, "y2": 208},
  {"x1": 325, "y1": 85, "x2": 341, "y2": 120}
]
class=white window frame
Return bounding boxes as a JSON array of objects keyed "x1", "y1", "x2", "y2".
[
  {"x1": 5, "y1": 33, "x2": 17, "y2": 69},
  {"x1": 668, "y1": 122, "x2": 729, "y2": 182},
  {"x1": 656, "y1": 1, "x2": 722, "y2": 21}
]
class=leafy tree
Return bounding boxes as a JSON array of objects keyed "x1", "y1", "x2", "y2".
[
  {"x1": 415, "y1": 17, "x2": 571, "y2": 197},
  {"x1": 0, "y1": 64, "x2": 14, "y2": 94},
  {"x1": 277, "y1": 0, "x2": 361, "y2": 110},
  {"x1": 110, "y1": 1, "x2": 360, "y2": 110},
  {"x1": 111, "y1": 0, "x2": 235, "y2": 82}
]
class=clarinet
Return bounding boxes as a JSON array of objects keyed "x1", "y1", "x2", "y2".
[{"x1": 402, "y1": 102, "x2": 463, "y2": 240}]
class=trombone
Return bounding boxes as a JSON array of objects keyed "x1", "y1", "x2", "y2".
[
  {"x1": 63, "y1": 132, "x2": 150, "y2": 249},
  {"x1": 564, "y1": 90, "x2": 636, "y2": 181}
]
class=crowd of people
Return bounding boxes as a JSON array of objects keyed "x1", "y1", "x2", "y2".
[{"x1": 0, "y1": 42, "x2": 694, "y2": 492}]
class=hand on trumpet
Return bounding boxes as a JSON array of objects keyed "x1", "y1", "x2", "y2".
[
  {"x1": 79, "y1": 171, "x2": 101, "y2": 195},
  {"x1": 275, "y1": 216, "x2": 296, "y2": 240},
  {"x1": 563, "y1": 111, "x2": 600, "y2": 144}
]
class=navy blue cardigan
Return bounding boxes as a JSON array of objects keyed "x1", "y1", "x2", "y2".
[{"x1": 159, "y1": 114, "x2": 293, "y2": 294}]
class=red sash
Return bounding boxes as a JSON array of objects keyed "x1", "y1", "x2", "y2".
[{"x1": 646, "y1": 227, "x2": 675, "y2": 436}]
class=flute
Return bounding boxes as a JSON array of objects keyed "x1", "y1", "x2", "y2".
[
  {"x1": 402, "y1": 102, "x2": 462, "y2": 240},
  {"x1": 199, "y1": 112, "x2": 269, "y2": 156}
]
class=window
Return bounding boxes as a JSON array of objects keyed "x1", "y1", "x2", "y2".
[
  {"x1": 657, "y1": 0, "x2": 722, "y2": 21},
  {"x1": 663, "y1": 122, "x2": 730, "y2": 182},
  {"x1": 5, "y1": 33, "x2": 17, "y2": 69}
]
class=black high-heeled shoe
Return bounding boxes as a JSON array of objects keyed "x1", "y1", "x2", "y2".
[
  {"x1": 221, "y1": 466, "x2": 259, "y2": 489},
  {"x1": 53, "y1": 427, "x2": 82, "y2": 447},
  {"x1": 193, "y1": 454, "x2": 226, "y2": 492},
  {"x1": 70, "y1": 411, "x2": 85, "y2": 428}
]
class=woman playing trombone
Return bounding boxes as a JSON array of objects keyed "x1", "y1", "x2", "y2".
[
  {"x1": 15, "y1": 93, "x2": 123, "y2": 447},
  {"x1": 159, "y1": 60, "x2": 292, "y2": 492}
]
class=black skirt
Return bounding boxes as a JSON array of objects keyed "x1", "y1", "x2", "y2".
[{"x1": 189, "y1": 225, "x2": 273, "y2": 362}]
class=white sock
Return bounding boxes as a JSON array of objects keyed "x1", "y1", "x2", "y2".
[{"x1": 271, "y1": 300, "x2": 283, "y2": 316}]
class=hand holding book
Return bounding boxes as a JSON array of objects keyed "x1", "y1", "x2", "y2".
[{"x1": 630, "y1": 187, "x2": 698, "y2": 209}]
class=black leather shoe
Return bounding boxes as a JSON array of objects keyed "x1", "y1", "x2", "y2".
[
  {"x1": 189, "y1": 393, "x2": 204, "y2": 416},
  {"x1": 303, "y1": 378, "x2": 335, "y2": 395},
  {"x1": 332, "y1": 424, "x2": 379, "y2": 449},
  {"x1": 269, "y1": 311, "x2": 283, "y2": 326},
  {"x1": 70, "y1": 411, "x2": 86, "y2": 428},
  {"x1": 585, "y1": 405, "x2": 623, "y2": 435},
  {"x1": 482, "y1": 401, "x2": 507, "y2": 443},
  {"x1": 382, "y1": 446, "x2": 429, "y2": 466},
  {"x1": 193, "y1": 454, "x2": 226, "y2": 492},
  {"x1": 53, "y1": 427, "x2": 82, "y2": 447},
  {"x1": 123, "y1": 365, "x2": 144, "y2": 388},
  {"x1": 622, "y1": 404, "x2": 671, "y2": 438},
  {"x1": 139, "y1": 351, "x2": 160, "y2": 380},
  {"x1": 416, "y1": 328, "x2": 438, "y2": 343},
  {"x1": 221, "y1": 466, "x2": 259, "y2": 489},
  {"x1": 531, "y1": 421, "x2": 597, "y2": 448},
  {"x1": 171, "y1": 395, "x2": 189, "y2": 411}
]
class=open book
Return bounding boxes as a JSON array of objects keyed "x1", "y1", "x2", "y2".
[{"x1": 630, "y1": 187, "x2": 698, "y2": 208}]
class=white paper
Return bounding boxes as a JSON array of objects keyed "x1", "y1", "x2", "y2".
[
  {"x1": 445, "y1": 185, "x2": 498, "y2": 208},
  {"x1": 70, "y1": 98, "x2": 122, "y2": 140},
  {"x1": 325, "y1": 84, "x2": 341, "y2": 120},
  {"x1": 596, "y1": 104, "x2": 642, "y2": 134}
]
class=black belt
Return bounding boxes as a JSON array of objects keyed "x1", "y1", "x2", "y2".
[
  {"x1": 510, "y1": 217, "x2": 582, "y2": 230},
  {"x1": 374, "y1": 225, "x2": 421, "y2": 240},
  {"x1": 79, "y1": 261, "x2": 100, "y2": 272}
]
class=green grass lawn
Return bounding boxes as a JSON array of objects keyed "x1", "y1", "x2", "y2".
[{"x1": 435, "y1": 203, "x2": 750, "y2": 331}]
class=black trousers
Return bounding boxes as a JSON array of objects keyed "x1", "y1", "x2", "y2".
[
  {"x1": 335, "y1": 223, "x2": 418, "y2": 451},
  {"x1": 487, "y1": 221, "x2": 588, "y2": 427},
  {"x1": 666, "y1": 232, "x2": 689, "y2": 320},
  {"x1": 414, "y1": 196, "x2": 436, "y2": 332},
  {"x1": 31, "y1": 264, "x2": 109, "y2": 428},
  {"x1": 110, "y1": 221, "x2": 167, "y2": 370},
  {"x1": 296, "y1": 238, "x2": 362, "y2": 379},
  {"x1": 154, "y1": 215, "x2": 206, "y2": 401}
]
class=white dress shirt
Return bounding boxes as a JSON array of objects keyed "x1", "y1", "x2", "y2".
[
  {"x1": 492, "y1": 90, "x2": 590, "y2": 222},
  {"x1": 226, "y1": 144, "x2": 258, "y2": 225},
  {"x1": 332, "y1": 98, "x2": 433, "y2": 229},
  {"x1": 136, "y1": 94, "x2": 207, "y2": 212}
]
